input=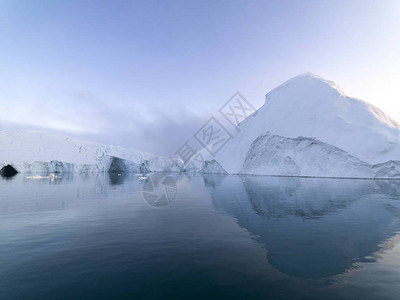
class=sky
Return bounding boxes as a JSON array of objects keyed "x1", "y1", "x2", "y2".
[{"x1": 0, "y1": 0, "x2": 399, "y2": 155}]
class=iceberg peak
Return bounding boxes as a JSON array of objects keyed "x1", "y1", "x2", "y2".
[{"x1": 265, "y1": 73, "x2": 345, "y2": 104}]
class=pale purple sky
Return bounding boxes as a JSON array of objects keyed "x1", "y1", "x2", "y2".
[{"x1": 1, "y1": 0, "x2": 399, "y2": 155}]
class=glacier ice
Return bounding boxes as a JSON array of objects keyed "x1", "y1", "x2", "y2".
[
  {"x1": 240, "y1": 133, "x2": 375, "y2": 178},
  {"x1": 0, "y1": 130, "x2": 180, "y2": 174},
  {"x1": 199, "y1": 160, "x2": 228, "y2": 174}
]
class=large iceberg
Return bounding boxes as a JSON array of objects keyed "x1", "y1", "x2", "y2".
[{"x1": 207, "y1": 73, "x2": 400, "y2": 178}]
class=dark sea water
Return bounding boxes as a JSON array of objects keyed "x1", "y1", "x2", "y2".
[{"x1": 1, "y1": 173, "x2": 400, "y2": 299}]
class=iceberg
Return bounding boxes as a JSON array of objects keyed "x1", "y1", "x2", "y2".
[
  {"x1": 209, "y1": 73, "x2": 400, "y2": 178},
  {"x1": 199, "y1": 160, "x2": 228, "y2": 175},
  {"x1": 0, "y1": 130, "x2": 180, "y2": 174}
]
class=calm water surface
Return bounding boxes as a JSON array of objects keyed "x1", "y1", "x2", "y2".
[{"x1": 1, "y1": 173, "x2": 400, "y2": 299}]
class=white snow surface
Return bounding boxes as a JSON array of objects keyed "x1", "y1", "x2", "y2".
[
  {"x1": 214, "y1": 73, "x2": 400, "y2": 175},
  {"x1": 0, "y1": 130, "x2": 180, "y2": 173}
]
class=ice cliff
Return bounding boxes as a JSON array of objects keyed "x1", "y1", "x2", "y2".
[{"x1": 0, "y1": 131, "x2": 180, "y2": 174}]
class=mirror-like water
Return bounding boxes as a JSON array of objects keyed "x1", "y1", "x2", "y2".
[{"x1": 1, "y1": 173, "x2": 400, "y2": 299}]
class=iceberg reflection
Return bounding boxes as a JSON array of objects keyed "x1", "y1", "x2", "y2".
[{"x1": 207, "y1": 175, "x2": 400, "y2": 278}]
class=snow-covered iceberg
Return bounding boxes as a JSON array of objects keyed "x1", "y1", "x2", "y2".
[{"x1": 209, "y1": 73, "x2": 400, "y2": 178}]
